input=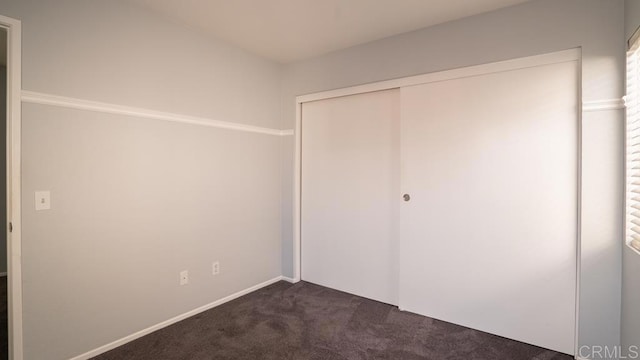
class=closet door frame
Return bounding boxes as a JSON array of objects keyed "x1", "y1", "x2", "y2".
[
  {"x1": 0, "y1": 14, "x2": 23, "y2": 360},
  {"x1": 293, "y1": 47, "x2": 581, "y2": 351}
]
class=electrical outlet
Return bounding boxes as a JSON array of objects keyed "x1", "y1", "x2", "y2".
[
  {"x1": 179, "y1": 270, "x2": 189, "y2": 285},
  {"x1": 212, "y1": 261, "x2": 220, "y2": 275}
]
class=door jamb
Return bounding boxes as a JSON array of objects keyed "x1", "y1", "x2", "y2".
[{"x1": 0, "y1": 14, "x2": 23, "y2": 360}]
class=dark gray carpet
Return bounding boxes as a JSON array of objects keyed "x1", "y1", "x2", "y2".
[
  {"x1": 0, "y1": 276, "x2": 6, "y2": 360},
  {"x1": 93, "y1": 281, "x2": 572, "y2": 360}
]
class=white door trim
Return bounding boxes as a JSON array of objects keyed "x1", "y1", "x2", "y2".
[
  {"x1": 0, "y1": 14, "x2": 23, "y2": 360},
  {"x1": 296, "y1": 48, "x2": 581, "y2": 104},
  {"x1": 293, "y1": 49, "x2": 581, "y2": 352}
]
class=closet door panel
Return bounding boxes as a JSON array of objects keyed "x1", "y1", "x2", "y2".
[
  {"x1": 399, "y1": 61, "x2": 578, "y2": 354},
  {"x1": 301, "y1": 89, "x2": 400, "y2": 305}
]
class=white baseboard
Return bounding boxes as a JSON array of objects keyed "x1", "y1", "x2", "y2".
[
  {"x1": 281, "y1": 276, "x2": 297, "y2": 283},
  {"x1": 69, "y1": 275, "x2": 289, "y2": 360}
]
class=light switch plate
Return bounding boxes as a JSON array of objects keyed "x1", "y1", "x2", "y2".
[
  {"x1": 179, "y1": 270, "x2": 189, "y2": 285},
  {"x1": 35, "y1": 191, "x2": 51, "y2": 211}
]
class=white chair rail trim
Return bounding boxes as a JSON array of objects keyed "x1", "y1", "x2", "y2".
[{"x1": 22, "y1": 90, "x2": 294, "y2": 136}]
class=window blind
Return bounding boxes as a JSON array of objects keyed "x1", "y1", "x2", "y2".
[{"x1": 626, "y1": 34, "x2": 640, "y2": 254}]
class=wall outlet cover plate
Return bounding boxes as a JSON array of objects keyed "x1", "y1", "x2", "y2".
[{"x1": 35, "y1": 191, "x2": 51, "y2": 211}]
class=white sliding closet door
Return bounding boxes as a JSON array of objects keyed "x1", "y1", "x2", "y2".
[
  {"x1": 301, "y1": 89, "x2": 400, "y2": 305},
  {"x1": 399, "y1": 61, "x2": 578, "y2": 354}
]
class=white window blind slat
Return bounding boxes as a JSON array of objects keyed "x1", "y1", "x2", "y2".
[{"x1": 626, "y1": 42, "x2": 640, "y2": 254}]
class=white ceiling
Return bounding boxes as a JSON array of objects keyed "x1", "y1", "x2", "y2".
[{"x1": 128, "y1": 0, "x2": 531, "y2": 64}]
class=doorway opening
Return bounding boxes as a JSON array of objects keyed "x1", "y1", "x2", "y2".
[{"x1": 0, "y1": 26, "x2": 6, "y2": 360}]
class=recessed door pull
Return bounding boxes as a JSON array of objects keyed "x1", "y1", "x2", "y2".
[{"x1": 403, "y1": 194, "x2": 411, "y2": 202}]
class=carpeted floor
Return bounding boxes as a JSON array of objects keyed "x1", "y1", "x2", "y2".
[
  {"x1": 93, "y1": 281, "x2": 572, "y2": 360},
  {"x1": 0, "y1": 275, "x2": 6, "y2": 360}
]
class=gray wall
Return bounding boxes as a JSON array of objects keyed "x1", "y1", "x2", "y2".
[
  {"x1": 0, "y1": 0, "x2": 628, "y2": 358},
  {"x1": 0, "y1": 0, "x2": 283, "y2": 359},
  {"x1": 623, "y1": 0, "x2": 640, "y2": 356},
  {"x1": 2, "y1": 0, "x2": 282, "y2": 130},
  {"x1": 281, "y1": 0, "x2": 625, "y2": 353}
]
